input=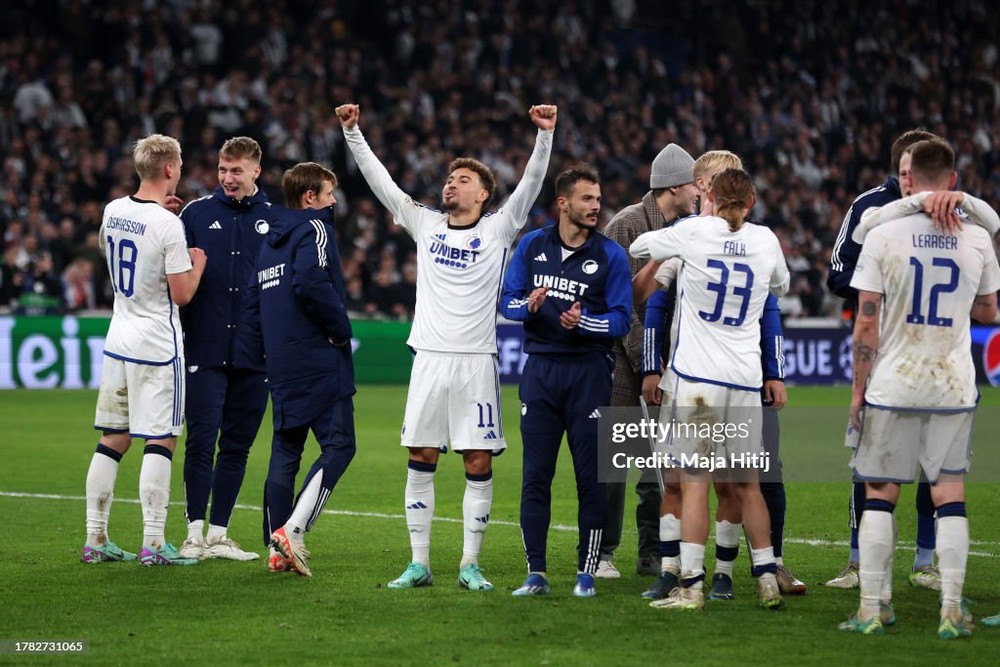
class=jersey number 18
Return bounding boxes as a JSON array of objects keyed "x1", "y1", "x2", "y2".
[{"x1": 106, "y1": 236, "x2": 139, "y2": 297}]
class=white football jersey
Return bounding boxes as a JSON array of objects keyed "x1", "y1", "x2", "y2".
[
  {"x1": 100, "y1": 196, "x2": 192, "y2": 364},
  {"x1": 344, "y1": 125, "x2": 552, "y2": 353},
  {"x1": 851, "y1": 212, "x2": 1000, "y2": 409},
  {"x1": 632, "y1": 216, "x2": 789, "y2": 390}
]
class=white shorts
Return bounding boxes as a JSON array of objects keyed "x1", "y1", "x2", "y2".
[
  {"x1": 851, "y1": 407, "x2": 973, "y2": 483},
  {"x1": 659, "y1": 375, "x2": 762, "y2": 474},
  {"x1": 94, "y1": 356, "x2": 185, "y2": 438},
  {"x1": 401, "y1": 351, "x2": 506, "y2": 453}
]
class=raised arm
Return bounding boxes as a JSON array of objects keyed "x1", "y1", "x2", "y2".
[
  {"x1": 494, "y1": 105, "x2": 557, "y2": 244},
  {"x1": 335, "y1": 104, "x2": 421, "y2": 233}
]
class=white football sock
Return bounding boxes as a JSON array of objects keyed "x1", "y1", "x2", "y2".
[
  {"x1": 85, "y1": 451, "x2": 120, "y2": 545},
  {"x1": 661, "y1": 513, "x2": 681, "y2": 574},
  {"x1": 461, "y1": 476, "x2": 492, "y2": 567},
  {"x1": 714, "y1": 520, "x2": 741, "y2": 577},
  {"x1": 881, "y1": 513, "x2": 897, "y2": 604},
  {"x1": 139, "y1": 451, "x2": 172, "y2": 550},
  {"x1": 206, "y1": 523, "x2": 227, "y2": 544},
  {"x1": 679, "y1": 541, "x2": 706, "y2": 590},
  {"x1": 405, "y1": 467, "x2": 435, "y2": 566},
  {"x1": 858, "y1": 510, "x2": 893, "y2": 620},
  {"x1": 936, "y1": 516, "x2": 969, "y2": 611},
  {"x1": 187, "y1": 519, "x2": 205, "y2": 541},
  {"x1": 750, "y1": 546, "x2": 776, "y2": 570},
  {"x1": 287, "y1": 471, "x2": 324, "y2": 539}
]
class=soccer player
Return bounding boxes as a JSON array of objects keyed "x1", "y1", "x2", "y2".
[
  {"x1": 826, "y1": 129, "x2": 943, "y2": 590},
  {"x1": 839, "y1": 138, "x2": 999, "y2": 638},
  {"x1": 630, "y1": 168, "x2": 790, "y2": 611},
  {"x1": 178, "y1": 136, "x2": 272, "y2": 561},
  {"x1": 81, "y1": 134, "x2": 206, "y2": 566},
  {"x1": 637, "y1": 151, "x2": 806, "y2": 600},
  {"x1": 335, "y1": 102, "x2": 556, "y2": 591},
  {"x1": 597, "y1": 143, "x2": 697, "y2": 579},
  {"x1": 247, "y1": 162, "x2": 356, "y2": 577},
  {"x1": 500, "y1": 166, "x2": 631, "y2": 597}
]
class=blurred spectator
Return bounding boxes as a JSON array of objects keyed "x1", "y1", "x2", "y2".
[
  {"x1": 0, "y1": 0, "x2": 998, "y2": 320},
  {"x1": 18, "y1": 250, "x2": 61, "y2": 314},
  {"x1": 62, "y1": 257, "x2": 96, "y2": 312}
]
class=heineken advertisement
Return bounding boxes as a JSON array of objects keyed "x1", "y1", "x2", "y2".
[{"x1": 0, "y1": 316, "x2": 416, "y2": 389}]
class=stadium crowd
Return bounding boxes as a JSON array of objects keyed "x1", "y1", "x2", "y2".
[{"x1": 0, "y1": 0, "x2": 998, "y2": 320}]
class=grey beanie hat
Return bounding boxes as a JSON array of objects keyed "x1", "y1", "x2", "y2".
[{"x1": 650, "y1": 143, "x2": 695, "y2": 188}]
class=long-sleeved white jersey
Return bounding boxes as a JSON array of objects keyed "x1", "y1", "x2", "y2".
[
  {"x1": 631, "y1": 216, "x2": 789, "y2": 390},
  {"x1": 343, "y1": 125, "x2": 552, "y2": 353}
]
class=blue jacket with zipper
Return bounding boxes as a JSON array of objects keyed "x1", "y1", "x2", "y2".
[{"x1": 180, "y1": 186, "x2": 271, "y2": 371}]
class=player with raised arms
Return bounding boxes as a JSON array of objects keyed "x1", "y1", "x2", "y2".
[{"x1": 335, "y1": 102, "x2": 556, "y2": 591}]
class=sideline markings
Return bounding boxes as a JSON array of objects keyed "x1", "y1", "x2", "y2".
[{"x1": 3, "y1": 490, "x2": 998, "y2": 558}]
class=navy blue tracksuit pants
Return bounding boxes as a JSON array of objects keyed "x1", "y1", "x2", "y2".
[
  {"x1": 262, "y1": 395, "x2": 357, "y2": 546},
  {"x1": 184, "y1": 367, "x2": 268, "y2": 526},
  {"x1": 519, "y1": 353, "x2": 611, "y2": 574}
]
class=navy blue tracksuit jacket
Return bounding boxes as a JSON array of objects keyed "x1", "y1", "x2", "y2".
[
  {"x1": 246, "y1": 205, "x2": 356, "y2": 544},
  {"x1": 500, "y1": 224, "x2": 631, "y2": 574},
  {"x1": 179, "y1": 186, "x2": 272, "y2": 526},
  {"x1": 248, "y1": 206, "x2": 355, "y2": 429},
  {"x1": 827, "y1": 176, "x2": 902, "y2": 304}
]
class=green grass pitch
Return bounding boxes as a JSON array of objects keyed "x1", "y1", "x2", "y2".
[{"x1": 1, "y1": 385, "x2": 999, "y2": 665}]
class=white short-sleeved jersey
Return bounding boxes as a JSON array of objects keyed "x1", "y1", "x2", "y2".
[
  {"x1": 631, "y1": 216, "x2": 789, "y2": 390},
  {"x1": 100, "y1": 195, "x2": 192, "y2": 364},
  {"x1": 344, "y1": 126, "x2": 552, "y2": 354},
  {"x1": 850, "y1": 213, "x2": 1000, "y2": 409}
]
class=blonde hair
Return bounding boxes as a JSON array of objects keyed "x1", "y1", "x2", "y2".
[
  {"x1": 694, "y1": 150, "x2": 743, "y2": 186},
  {"x1": 711, "y1": 168, "x2": 755, "y2": 232},
  {"x1": 133, "y1": 134, "x2": 181, "y2": 181},
  {"x1": 220, "y1": 136, "x2": 262, "y2": 164}
]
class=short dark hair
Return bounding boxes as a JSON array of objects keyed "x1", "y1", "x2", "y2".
[
  {"x1": 908, "y1": 138, "x2": 955, "y2": 187},
  {"x1": 448, "y1": 158, "x2": 497, "y2": 210},
  {"x1": 890, "y1": 129, "x2": 939, "y2": 173},
  {"x1": 555, "y1": 165, "x2": 600, "y2": 198},
  {"x1": 281, "y1": 162, "x2": 337, "y2": 208}
]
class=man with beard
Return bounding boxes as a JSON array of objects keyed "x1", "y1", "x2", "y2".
[
  {"x1": 500, "y1": 166, "x2": 632, "y2": 598},
  {"x1": 336, "y1": 102, "x2": 556, "y2": 592}
]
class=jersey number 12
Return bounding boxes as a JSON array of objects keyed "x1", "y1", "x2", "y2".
[{"x1": 906, "y1": 257, "x2": 958, "y2": 327}]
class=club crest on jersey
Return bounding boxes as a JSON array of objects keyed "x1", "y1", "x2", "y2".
[
  {"x1": 582, "y1": 260, "x2": 599, "y2": 275},
  {"x1": 466, "y1": 234, "x2": 482, "y2": 250},
  {"x1": 255, "y1": 219, "x2": 269, "y2": 234}
]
